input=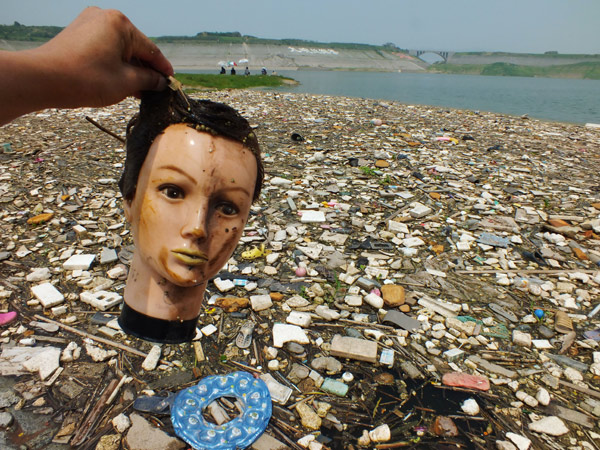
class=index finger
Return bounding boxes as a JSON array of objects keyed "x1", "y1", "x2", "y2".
[{"x1": 130, "y1": 29, "x2": 174, "y2": 76}]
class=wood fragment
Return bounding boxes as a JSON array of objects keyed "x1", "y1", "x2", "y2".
[
  {"x1": 456, "y1": 269, "x2": 598, "y2": 275},
  {"x1": 31, "y1": 334, "x2": 69, "y2": 344},
  {"x1": 84, "y1": 116, "x2": 125, "y2": 143},
  {"x1": 70, "y1": 378, "x2": 119, "y2": 446},
  {"x1": 558, "y1": 379, "x2": 600, "y2": 400},
  {"x1": 226, "y1": 360, "x2": 262, "y2": 374},
  {"x1": 33, "y1": 314, "x2": 173, "y2": 366}
]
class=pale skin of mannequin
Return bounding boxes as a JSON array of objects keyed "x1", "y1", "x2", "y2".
[
  {"x1": 0, "y1": 7, "x2": 173, "y2": 126},
  {"x1": 123, "y1": 124, "x2": 258, "y2": 321}
]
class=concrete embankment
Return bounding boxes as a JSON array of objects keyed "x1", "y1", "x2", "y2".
[
  {"x1": 156, "y1": 42, "x2": 427, "y2": 72},
  {"x1": 0, "y1": 39, "x2": 426, "y2": 72}
]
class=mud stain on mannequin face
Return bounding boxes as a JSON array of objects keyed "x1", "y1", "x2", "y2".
[{"x1": 159, "y1": 247, "x2": 189, "y2": 286}]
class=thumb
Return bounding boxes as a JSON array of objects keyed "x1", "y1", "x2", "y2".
[{"x1": 125, "y1": 65, "x2": 168, "y2": 93}]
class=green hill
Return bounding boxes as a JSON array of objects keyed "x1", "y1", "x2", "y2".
[
  {"x1": 0, "y1": 22, "x2": 63, "y2": 41},
  {"x1": 430, "y1": 61, "x2": 600, "y2": 80}
]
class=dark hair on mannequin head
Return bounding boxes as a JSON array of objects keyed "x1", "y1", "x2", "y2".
[{"x1": 119, "y1": 89, "x2": 263, "y2": 202}]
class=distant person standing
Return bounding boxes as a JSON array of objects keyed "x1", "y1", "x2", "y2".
[
  {"x1": 220, "y1": 66, "x2": 226, "y2": 74},
  {"x1": 244, "y1": 66, "x2": 250, "y2": 76},
  {"x1": 230, "y1": 66, "x2": 236, "y2": 75},
  {"x1": 261, "y1": 67, "x2": 267, "y2": 75}
]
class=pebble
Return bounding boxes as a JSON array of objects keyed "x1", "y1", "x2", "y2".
[
  {"x1": 512, "y1": 330, "x2": 532, "y2": 348},
  {"x1": 112, "y1": 413, "x2": 132, "y2": 433},
  {"x1": 528, "y1": 416, "x2": 569, "y2": 436},
  {"x1": 272, "y1": 324, "x2": 309, "y2": 348},
  {"x1": 296, "y1": 403, "x2": 321, "y2": 430},
  {"x1": 311, "y1": 356, "x2": 343, "y2": 374},
  {"x1": 495, "y1": 441, "x2": 518, "y2": 450},
  {"x1": 516, "y1": 390, "x2": 538, "y2": 407},
  {"x1": 536, "y1": 387, "x2": 551, "y2": 406},
  {"x1": 506, "y1": 432, "x2": 532, "y2": 450},
  {"x1": 26, "y1": 267, "x2": 51, "y2": 282},
  {"x1": 31, "y1": 282, "x2": 64, "y2": 308},
  {"x1": 125, "y1": 414, "x2": 185, "y2": 450},
  {"x1": 461, "y1": 398, "x2": 480, "y2": 415},
  {"x1": 22, "y1": 346, "x2": 61, "y2": 380},
  {"x1": 141, "y1": 345, "x2": 161, "y2": 371},
  {"x1": 368, "y1": 424, "x2": 391, "y2": 443},
  {"x1": 0, "y1": 411, "x2": 14, "y2": 428},
  {"x1": 63, "y1": 254, "x2": 95, "y2": 270},
  {"x1": 96, "y1": 435, "x2": 121, "y2": 450},
  {"x1": 286, "y1": 311, "x2": 312, "y2": 327},
  {"x1": 85, "y1": 342, "x2": 117, "y2": 362}
]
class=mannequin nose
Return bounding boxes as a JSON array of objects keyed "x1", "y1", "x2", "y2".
[{"x1": 182, "y1": 205, "x2": 208, "y2": 239}]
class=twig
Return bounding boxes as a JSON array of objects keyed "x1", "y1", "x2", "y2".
[
  {"x1": 70, "y1": 378, "x2": 119, "y2": 446},
  {"x1": 267, "y1": 423, "x2": 304, "y2": 450},
  {"x1": 226, "y1": 360, "x2": 263, "y2": 374},
  {"x1": 456, "y1": 269, "x2": 598, "y2": 275},
  {"x1": 558, "y1": 379, "x2": 600, "y2": 400},
  {"x1": 85, "y1": 116, "x2": 125, "y2": 143},
  {"x1": 33, "y1": 314, "x2": 173, "y2": 366}
]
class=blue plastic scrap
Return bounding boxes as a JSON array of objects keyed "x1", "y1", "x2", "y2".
[
  {"x1": 477, "y1": 232, "x2": 510, "y2": 248},
  {"x1": 320, "y1": 378, "x2": 349, "y2": 397},
  {"x1": 171, "y1": 371, "x2": 272, "y2": 450}
]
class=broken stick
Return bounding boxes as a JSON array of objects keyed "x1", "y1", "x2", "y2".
[{"x1": 33, "y1": 314, "x2": 173, "y2": 367}]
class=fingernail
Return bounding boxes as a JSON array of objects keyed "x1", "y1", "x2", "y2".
[{"x1": 155, "y1": 75, "x2": 168, "y2": 91}]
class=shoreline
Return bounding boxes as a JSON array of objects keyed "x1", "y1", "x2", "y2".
[{"x1": 0, "y1": 90, "x2": 598, "y2": 449}]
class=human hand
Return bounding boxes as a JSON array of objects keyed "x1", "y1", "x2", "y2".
[{"x1": 35, "y1": 6, "x2": 174, "y2": 108}]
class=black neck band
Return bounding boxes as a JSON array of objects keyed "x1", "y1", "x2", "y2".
[{"x1": 118, "y1": 303, "x2": 198, "y2": 344}]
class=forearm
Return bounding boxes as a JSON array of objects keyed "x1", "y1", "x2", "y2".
[
  {"x1": 0, "y1": 7, "x2": 173, "y2": 127},
  {"x1": 0, "y1": 49, "x2": 70, "y2": 125}
]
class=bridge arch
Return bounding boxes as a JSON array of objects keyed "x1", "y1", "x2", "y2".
[{"x1": 409, "y1": 50, "x2": 453, "y2": 63}]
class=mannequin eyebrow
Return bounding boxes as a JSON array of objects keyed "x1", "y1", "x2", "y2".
[
  {"x1": 215, "y1": 186, "x2": 252, "y2": 198},
  {"x1": 157, "y1": 165, "x2": 197, "y2": 184}
]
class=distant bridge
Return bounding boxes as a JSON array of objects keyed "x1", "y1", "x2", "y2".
[{"x1": 408, "y1": 49, "x2": 455, "y2": 63}]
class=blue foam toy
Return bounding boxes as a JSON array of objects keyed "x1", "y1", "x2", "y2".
[
  {"x1": 171, "y1": 371, "x2": 272, "y2": 450},
  {"x1": 534, "y1": 309, "x2": 545, "y2": 319}
]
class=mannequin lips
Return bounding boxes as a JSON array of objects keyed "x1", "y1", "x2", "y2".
[{"x1": 172, "y1": 248, "x2": 208, "y2": 265}]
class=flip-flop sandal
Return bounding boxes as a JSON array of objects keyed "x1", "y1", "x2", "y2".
[
  {"x1": 133, "y1": 393, "x2": 176, "y2": 415},
  {"x1": 0, "y1": 311, "x2": 17, "y2": 326},
  {"x1": 236, "y1": 320, "x2": 255, "y2": 349},
  {"x1": 554, "y1": 310, "x2": 574, "y2": 334}
]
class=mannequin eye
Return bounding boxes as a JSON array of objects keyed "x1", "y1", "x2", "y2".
[
  {"x1": 159, "y1": 184, "x2": 184, "y2": 199},
  {"x1": 217, "y1": 202, "x2": 239, "y2": 216}
]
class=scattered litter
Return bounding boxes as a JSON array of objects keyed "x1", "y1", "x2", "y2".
[{"x1": 1, "y1": 90, "x2": 599, "y2": 450}]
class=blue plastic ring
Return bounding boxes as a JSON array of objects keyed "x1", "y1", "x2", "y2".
[{"x1": 171, "y1": 371, "x2": 272, "y2": 450}]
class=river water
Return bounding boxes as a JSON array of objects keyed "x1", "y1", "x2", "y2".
[{"x1": 267, "y1": 71, "x2": 600, "y2": 125}]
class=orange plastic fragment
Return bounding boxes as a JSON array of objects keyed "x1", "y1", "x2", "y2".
[
  {"x1": 573, "y1": 247, "x2": 588, "y2": 260},
  {"x1": 547, "y1": 218, "x2": 569, "y2": 227},
  {"x1": 27, "y1": 213, "x2": 54, "y2": 225},
  {"x1": 431, "y1": 244, "x2": 445, "y2": 255}
]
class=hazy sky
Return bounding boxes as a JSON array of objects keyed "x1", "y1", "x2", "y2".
[{"x1": 2, "y1": 0, "x2": 599, "y2": 54}]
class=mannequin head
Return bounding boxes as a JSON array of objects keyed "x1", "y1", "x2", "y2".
[{"x1": 118, "y1": 89, "x2": 263, "y2": 342}]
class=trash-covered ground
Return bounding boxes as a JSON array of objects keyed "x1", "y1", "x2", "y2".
[{"x1": 0, "y1": 90, "x2": 600, "y2": 450}]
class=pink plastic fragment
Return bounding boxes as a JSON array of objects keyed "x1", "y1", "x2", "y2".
[
  {"x1": 442, "y1": 372, "x2": 490, "y2": 391},
  {"x1": 0, "y1": 311, "x2": 17, "y2": 326}
]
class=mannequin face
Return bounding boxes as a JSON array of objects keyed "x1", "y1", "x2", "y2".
[{"x1": 124, "y1": 124, "x2": 257, "y2": 288}]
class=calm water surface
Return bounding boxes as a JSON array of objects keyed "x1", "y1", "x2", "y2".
[{"x1": 268, "y1": 71, "x2": 600, "y2": 125}]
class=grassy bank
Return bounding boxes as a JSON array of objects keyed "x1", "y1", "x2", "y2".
[
  {"x1": 174, "y1": 73, "x2": 297, "y2": 90},
  {"x1": 429, "y1": 62, "x2": 600, "y2": 80},
  {"x1": 455, "y1": 51, "x2": 600, "y2": 59}
]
